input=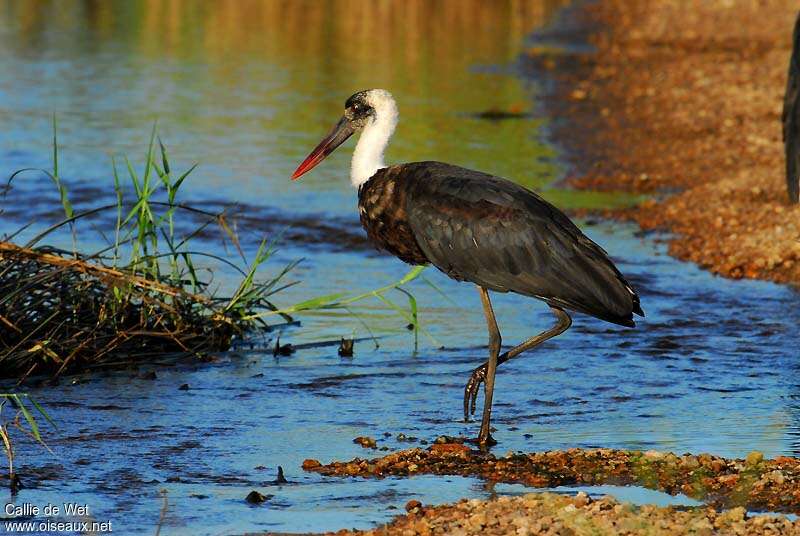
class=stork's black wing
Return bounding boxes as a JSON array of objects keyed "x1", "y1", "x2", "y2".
[
  {"x1": 403, "y1": 162, "x2": 643, "y2": 327},
  {"x1": 784, "y1": 12, "x2": 800, "y2": 204}
]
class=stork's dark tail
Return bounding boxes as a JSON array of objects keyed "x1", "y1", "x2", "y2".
[{"x1": 545, "y1": 261, "x2": 644, "y2": 329}]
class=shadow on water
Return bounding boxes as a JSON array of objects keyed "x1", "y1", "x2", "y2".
[{"x1": 1, "y1": 1, "x2": 800, "y2": 535}]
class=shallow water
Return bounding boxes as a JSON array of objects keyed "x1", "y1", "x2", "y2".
[
  {"x1": 1, "y1": 2, "x2": 799, "y2": 535},
  {"x1": 6, "y1": 221, "x2": 800, "y2": 534}
]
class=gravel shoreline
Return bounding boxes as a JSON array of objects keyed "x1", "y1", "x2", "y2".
[
  {"x1": 325, "y1": 492, "x2": 800, "y2": 536},
  {"x1": 303, "y1": 444, "x2": 800, "y2": 514},
  {"x1": 290, "y1": 443, "x2": 800, "y2": 535},
  {"x1": 532, "y1": 0, "x2": 800, "y2": 283}
]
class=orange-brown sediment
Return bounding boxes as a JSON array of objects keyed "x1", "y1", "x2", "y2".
[{"x1": 303, "y1": 444, "x2": 800, "y2": 514}]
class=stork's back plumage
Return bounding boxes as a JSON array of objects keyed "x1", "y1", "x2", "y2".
[{"x1": 359, "y1": 162, "x2": 643, "y2": 327}]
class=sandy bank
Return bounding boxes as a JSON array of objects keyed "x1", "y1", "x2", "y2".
[
  {"x1": 326, "y1": 492, "x2": 799, "y2": 536},
  {"x1": 535, "y1": 0, "x2": 800, "y2": 283}
]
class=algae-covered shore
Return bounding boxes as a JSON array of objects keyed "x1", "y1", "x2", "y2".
[{"x1": 276, "y1": 442, "x2": 800, "y2": 536}]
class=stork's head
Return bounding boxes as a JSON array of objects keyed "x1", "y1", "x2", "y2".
[{"x1": 292, "y1": 89, "x2": 397, "y2": 180}]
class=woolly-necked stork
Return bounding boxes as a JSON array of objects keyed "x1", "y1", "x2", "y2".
[{"x1": 292, "y1": 89, "x2": 644, "y2": 446}]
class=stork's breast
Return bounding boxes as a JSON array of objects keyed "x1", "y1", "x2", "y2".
[{"x1": 358, "y1": 174, "x2": 429, "y2": 266}]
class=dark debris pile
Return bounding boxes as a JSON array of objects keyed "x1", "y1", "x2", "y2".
[{"x1": 0, "y1": 241, "x2": 244, "y2": 379}]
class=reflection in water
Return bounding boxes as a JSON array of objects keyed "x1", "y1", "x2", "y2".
[
  {"x1": 0, "y1": 0, "x2": 571, "y2": 212},
  {"x1": 5, "y1": 1, "x2": 563, "y2": 62}
]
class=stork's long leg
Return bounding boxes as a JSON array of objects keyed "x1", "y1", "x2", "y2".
[
  {"x1": 464, "y1": 305, "x2": 572, "y2": 422},
  {"x1": 476, "y1": 286, "x2": 502, "y2": 446}
]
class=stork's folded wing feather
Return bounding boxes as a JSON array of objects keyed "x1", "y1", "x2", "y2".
[{"x1": 403, "y1": 162, "x2": 643, "y2": 326}]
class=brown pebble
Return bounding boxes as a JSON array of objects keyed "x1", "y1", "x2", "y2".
[
  {"x1": 405, "y1": 499, "x2": 422, "y2": 513},
  {"x1": 354, "y1": 436, "x2": 377, "y2": 449},
  {"x1": 746, "y1": 451, "x2": 764, "y2": 466},
  {"x1": 302, "y1": 459, "x2": 322, "y2": 470}
]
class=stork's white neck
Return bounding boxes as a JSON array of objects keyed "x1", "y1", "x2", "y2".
[{"x1": 350, "y1": 91, "x2": 398, "y2": 187}]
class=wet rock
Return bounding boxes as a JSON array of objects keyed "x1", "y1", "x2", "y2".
[
  {"x1": 434, "y1": 435, "x2": 464, "y2": 444},
  {"x1": 178, "y1": 383, "x2": 189, "y2": 391},
  {"x1": 272, "y1": 337, "x2": 294, "y2": 357},
  {"x1": 245, "y1": 490, "x2": 270, "y2": 504},
  {"x1": 354, "y1": 436, "x2": 377, "y2": 449},
  {"x1": 275, "y1": 466, "x2": 288, "y2": 484},
  {"x1": 338, "y1": 338, "x2": 354, "y2": 357}
]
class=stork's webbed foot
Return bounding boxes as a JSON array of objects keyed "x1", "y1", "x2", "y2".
[{"x1": 463, "y1": 364, "x2": 487, "y2": 421}]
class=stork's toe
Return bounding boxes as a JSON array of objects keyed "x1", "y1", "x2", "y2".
[{"x1": 463, "y1": 364, "x2": 487, "y2": 421}]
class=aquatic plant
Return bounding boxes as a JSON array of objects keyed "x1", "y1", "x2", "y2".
[
  {"x1": 0, "y1": 124, "x2": 424, "y2": 380},
  {"x1": 0, "y1": 393, "x2": 52, "y2": 493}
]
